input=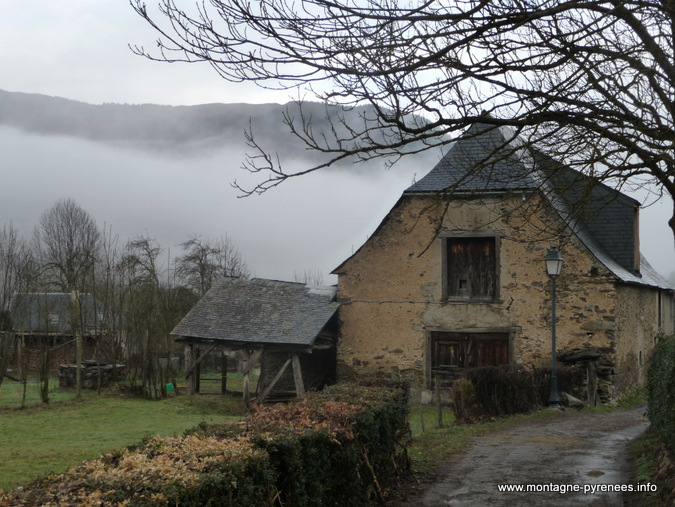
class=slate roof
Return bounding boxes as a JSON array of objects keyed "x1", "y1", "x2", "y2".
[
  {"x1": 11, "y1": 293, "x2": 104, "y2": 334},
  {"x1": 360, "y1": 122, "x2": 672, "y2": 291},
  {"x1": 171, "y1": 277, "x2": 340, "y2": 347},
  {"x1": 405, "y1": 123, "x2": 538, "y2": 193}
]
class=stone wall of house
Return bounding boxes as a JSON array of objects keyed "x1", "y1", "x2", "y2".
[
  {"x1": 612, "y1": 284, "x2": 661, "y2": 392},
  {"x1": 335, "y1": 193, "x2": 653, "y2": 403}
]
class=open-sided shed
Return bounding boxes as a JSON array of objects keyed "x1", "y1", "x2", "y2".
[{"x1": 171, "y1": 277, "x2": 340, "y2": 404}]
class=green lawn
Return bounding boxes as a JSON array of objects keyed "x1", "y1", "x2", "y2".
[
  {"x1": 0, "y1": 378, "x2": 78, "y2": 409},
  {"x1": 0, "y1": 392, "x2": 245, "y2": 491}
]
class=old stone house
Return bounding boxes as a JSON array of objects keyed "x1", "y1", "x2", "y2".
[{"x1": 332, "y1": 123, "x2": 675, "y2": 404}]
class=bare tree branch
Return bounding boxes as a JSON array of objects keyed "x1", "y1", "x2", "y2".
[{"x1": 131, "y1": 0, "x2": 675, "y2": 234}]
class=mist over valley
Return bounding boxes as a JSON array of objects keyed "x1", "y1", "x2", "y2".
[{"x1": 0, "y1": 90, "x2": 435, "y2": 282}]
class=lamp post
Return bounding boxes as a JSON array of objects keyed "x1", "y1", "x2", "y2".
[{"x1": 545, "y1": 246, "x2": 563, "y2": 409}]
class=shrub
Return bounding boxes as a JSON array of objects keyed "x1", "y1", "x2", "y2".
[
  {"x1": 452, "y1": 365, "x2": 585, "y2": 422},
  {"x1": 247, "y1": 383, "x2": 410, "y2": 506},
  {"x1": 2, "y1": 435, "x2": 277, "y2": 506},
  {"x1": 451, "y1": 377, "x2": 479, "y2": 423},
  {"x1": 458, "y1": 366, "x2": 541, "y2": 420},
  {"x1": 647, "y1": 334, "x2": 675, "y2": 459},
  {"x1": 534, "y1": 365, "x2": 586, "y2": 405},
  {"x1": 0, "y1": 383, "x2": 409, "y2": 506}
]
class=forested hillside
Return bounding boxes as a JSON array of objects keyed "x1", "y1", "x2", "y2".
[{"x1": 0, "y1": 89, "x2": 384, "y2": 163}]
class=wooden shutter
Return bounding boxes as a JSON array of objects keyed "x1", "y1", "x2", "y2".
[{"x1": 447, "y1": 237, "x2": 496, "y2": 299}]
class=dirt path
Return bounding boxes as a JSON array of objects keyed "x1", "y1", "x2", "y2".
[{"x1": 395, "y1": 404, "x2": 650, "y2": 506}]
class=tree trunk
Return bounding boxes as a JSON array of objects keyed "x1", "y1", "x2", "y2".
[
  {"x1": 76, "y1": 330, "x2": 82, "y2": 398},
  {"x1": 0, "y1": 331, "x2": 16, "y2": 390},
  {"x1": 41, "y1": 345, "x2": 50, "y2": 404},
  {"x1": 221, "y1": 352, "x2": 228, "y2": 394}
]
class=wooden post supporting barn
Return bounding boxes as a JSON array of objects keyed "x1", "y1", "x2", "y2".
[{"x1": 221, "y1": 351, "x2": 228, "y2": 394}]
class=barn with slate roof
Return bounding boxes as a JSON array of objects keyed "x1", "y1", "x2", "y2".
[
  {"x1": 171, "y1": 277, "x2": 339, "y2": 404},
  {"x1": 332, "y1": 122, "x2": 675, "y2": 404},
  {"x1": 9, "y1": 293, "x2": 107, "y2": 369}
]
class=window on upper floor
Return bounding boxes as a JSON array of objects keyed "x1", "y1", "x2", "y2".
[{"x1": 443, "y1": 236, "x2": 499, "y2": 301}]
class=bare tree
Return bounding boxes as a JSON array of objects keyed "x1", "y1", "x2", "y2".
[
  {"x1": 0, "y1": 224, "x2": 31, "y2": 328},
  {"x1": 34, "y1": 198, "x2": 101, "y2": 292},
  {"x1": 132, "y1": 1, "x2": 675, "y2": 236},
  {"x1": 33, "y1": 199, "x2": 100, "y2": 396},
  {"x1": 176, "y1": 235, "x2": 250, "y2": 296},
  {"x1": 120, "y1": 234, "x2": 198, "y2": 398},
  {"x1": 293, "y1": 269, "x2": 325, "y2": 286},
  {"x1": 0, "y1": 225, "x2": 37, "y2": 390},
  {"x1": 90, "y1": 225, "x2": 127, "y2": 392}
]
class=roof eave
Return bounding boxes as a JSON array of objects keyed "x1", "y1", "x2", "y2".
[
  {"x1": 172, "y1": 335, "x2": 318, "y2": 351},
  {"x1": 403, "y1": 188, "x2": 535, "y2": 197}
]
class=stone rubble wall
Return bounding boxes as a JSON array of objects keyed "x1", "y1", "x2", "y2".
[{"x1": 59, "y1": 362, "x2": 126, "y2": 389}]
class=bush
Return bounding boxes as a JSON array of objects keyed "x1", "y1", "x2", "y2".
[
  {"x1": 247, "y1": 383, "x2": 410, "y2": 506},
  {"x1": 0, "y1": 383, "x2": 409, "y2": 506},
  {"x1": 451, "y1": 377, "x2": 479, "y2": 423},
  {"x1": 451, "y1": 366, "x2": 541, "y2": 422},
  {"x1": 647, "y1": 334, "x2": 675, "y2": 459},
  {"x1": 451, "y1": 365, "x2": 585, "y2": 422},
  {"x1": 533, "y1": 365, "x2": 586, "y2": 406}
]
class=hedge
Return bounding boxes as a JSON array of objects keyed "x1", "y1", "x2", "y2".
[
  {"x1": 452, "y1": 365, "x2": 585, "y2": 423},
  {"x1": 0, "y1": 383, "x2": 409, "y2": 506},
  {"x1": 647, "y1": 334, "x2": 675, "y2": 459}
]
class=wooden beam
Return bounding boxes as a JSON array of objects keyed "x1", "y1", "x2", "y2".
[
  {"x1": 186, "y1": 345, "x2": 195, "y2": 395},
  {"x1": 241, "y1": 348, "x2": 262, "y2": 375},
  {"x1": 292, "y1": 354, "x2": 305, "y2": 398},
  {"x1": 221, "y1": 351, "x2": 228, "y2": 395},
  {"x1": 195, "y1": 347, "x2": 201, "y2": 394},
  {"x1": 242, "y1": 349, "x2": 251, "y2": 408},
  {"x1": 184, "y1": 342, "x2": 218, "y2": 378},
  {"x1": 257, "y1": 357, "x2": 292, "y2": 405}
]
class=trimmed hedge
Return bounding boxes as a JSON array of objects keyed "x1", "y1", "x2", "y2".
[
  {"x1": 647, "y1": 335, "x2": 675, "y2": 459},
  {"x1": 0, "y1": 384, "x2": 409, "y2": 506},
  {"x1": 452, "y1": 365, "x2": 584, "y2": 422}
]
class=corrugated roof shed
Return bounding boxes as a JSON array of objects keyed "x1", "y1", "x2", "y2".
[{"x1": 171, "y1": 277, "x2": 339, "y2": 347}]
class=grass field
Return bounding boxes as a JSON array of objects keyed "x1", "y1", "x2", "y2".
[
  {"x1": 0, "y1": 379, "x2": 249, "y2": 491},
  {"x1": 0, "y1": 371, "x2": 259, "y2": 409},
  {"x1": 0, "y1": 378, "x2": 77, "y2": 408}
]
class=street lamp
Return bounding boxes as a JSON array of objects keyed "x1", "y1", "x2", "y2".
[{"x1": 545, "y1": 246, "x2": 563, "y2": 409}]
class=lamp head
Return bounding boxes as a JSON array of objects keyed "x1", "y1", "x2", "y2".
[{"x1": 545, "y1": 246, "x2": 563, "y2": 277}]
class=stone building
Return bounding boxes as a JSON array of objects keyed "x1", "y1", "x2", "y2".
[{"x1": 332, "y1": 123, "x2": 675, "y2": 404}]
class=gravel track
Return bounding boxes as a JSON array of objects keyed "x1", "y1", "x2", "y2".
[{"x1": 394, "y1": 404, "x2": 649, "y2": 506}]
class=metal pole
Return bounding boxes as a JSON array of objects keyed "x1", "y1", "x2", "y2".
[{"x1": 549, "y1": 276, "x2": 562, "y2": 408}]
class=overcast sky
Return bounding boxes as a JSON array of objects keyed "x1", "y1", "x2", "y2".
[
  {"x1": 1, "y1": 1, "x2": 674, "y2": 282},
  {"x1": 0, "y1": 2, "x2": 424, "y2": 283}
]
